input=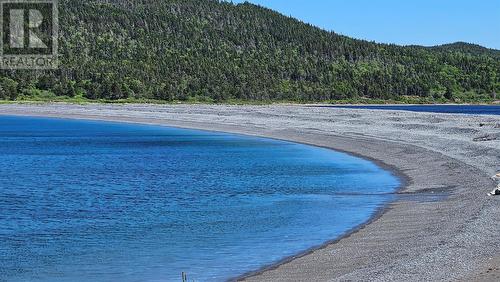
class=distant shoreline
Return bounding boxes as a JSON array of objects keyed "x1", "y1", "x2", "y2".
[
  {"x1": 0, "y1": 103, "x2": 498, "y2": 281},
  {"x1": 1, "y1": 99, "x2": 499, "y2": 106}
]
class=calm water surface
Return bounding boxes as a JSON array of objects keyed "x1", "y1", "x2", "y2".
[
  {"x1": 319, "y1": 105, "x2": 500, "y2": 115},
  {"x1": 0, "y1": 116, "x2": 399, "y2": 282}
]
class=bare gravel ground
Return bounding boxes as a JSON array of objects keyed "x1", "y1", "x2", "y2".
[{"x1": 0, "y1": 103, "x2": 499, "y2": 281}]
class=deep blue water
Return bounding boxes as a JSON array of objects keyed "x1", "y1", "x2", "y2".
[
  {"x1": 0, "y1": 116, "x2": 400, "y2": 282},
  {"x1": 318, "y1": 105, "x2": 500, "y2": 115}
]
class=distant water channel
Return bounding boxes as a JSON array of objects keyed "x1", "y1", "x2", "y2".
[
  {"x1": 317, "y1": 105, "x2": 500, "y2": 115},
  {"x1": 0, "y1": 116, "x2": 400, "y2": 281}
]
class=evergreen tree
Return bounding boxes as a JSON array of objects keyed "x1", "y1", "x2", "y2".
[{"x1": 0, "y1": 0, "x2": 498, "y2": 103}]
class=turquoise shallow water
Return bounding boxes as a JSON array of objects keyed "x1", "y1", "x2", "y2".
[{"x1": 0, "y1": 116, "x2": 400, "y2": 282}]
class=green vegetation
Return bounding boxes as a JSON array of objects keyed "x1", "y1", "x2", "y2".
[{"x1": 1, "y1": 0, "x2": 499, "y2": 104}]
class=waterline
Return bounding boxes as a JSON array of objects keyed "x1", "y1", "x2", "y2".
[{"x1": 0, "y1": 116, "x2": 400, "y2": 282}]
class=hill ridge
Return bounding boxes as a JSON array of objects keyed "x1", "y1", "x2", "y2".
[{"x1": 0, "y1": 0, "x2": 498, "y2": 103}]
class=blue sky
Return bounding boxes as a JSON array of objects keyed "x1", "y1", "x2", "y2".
[{"x1": 231, "y1": 0, "x2": 500, "y2": 50}]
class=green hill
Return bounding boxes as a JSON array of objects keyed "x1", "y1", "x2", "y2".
[
  {"x1": 1, "y1": 0, "x2": 499, "y2": 103},
  {"x1": 430, "y1": 42, "x2": 500, "y2": 58}
]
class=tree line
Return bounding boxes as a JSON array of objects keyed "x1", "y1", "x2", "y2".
[{"x1": 0, "y1": 0, "x2": 499, "y2": 103}]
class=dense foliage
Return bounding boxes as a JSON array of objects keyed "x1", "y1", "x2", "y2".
[{"x1": 1, "y1": 0, "x2": 499, "y2": 103}]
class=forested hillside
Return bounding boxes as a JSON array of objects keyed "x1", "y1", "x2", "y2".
[{"x1": 0, "y1": 0, "x2": 499, "y2": 103}]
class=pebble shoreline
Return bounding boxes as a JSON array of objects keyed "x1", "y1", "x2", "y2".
[{"x1": 0, "y1": 103, "x2": 498, "y2": 281}]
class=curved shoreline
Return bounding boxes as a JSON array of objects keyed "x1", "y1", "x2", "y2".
[
  {"x1": 0, "y1": 104, "x2": 498, "y2": 281},
  {"x1": 232, "y1": 188, "x2": 402, "y2": 282},
  {"x1": 2, "y1": 113, "x2": 406, "y2": 281}
]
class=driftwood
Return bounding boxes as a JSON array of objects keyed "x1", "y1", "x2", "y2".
[{"x1": 473, "y1": 134, "x2": 498, "y2": 142}]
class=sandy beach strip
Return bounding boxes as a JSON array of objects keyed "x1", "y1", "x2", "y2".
[{"x1": 0, "y1": 103, "x2": 499, "y2": 281}]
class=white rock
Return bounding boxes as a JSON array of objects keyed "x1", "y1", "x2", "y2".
[{"x1": 488, "y1": 188, "x2": 500, "y2": 196}]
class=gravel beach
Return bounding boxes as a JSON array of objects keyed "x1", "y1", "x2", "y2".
[{"x1": 0, "y1": 103, "x2": 499, "y2": 281}]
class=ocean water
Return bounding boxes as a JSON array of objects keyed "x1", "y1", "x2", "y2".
[
  {"x1": 318, "y1": 105, "x2": 500, "y2": 115},
  {"x1": 0, "y1": 116, "x2": 400, "y2": 282}
]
